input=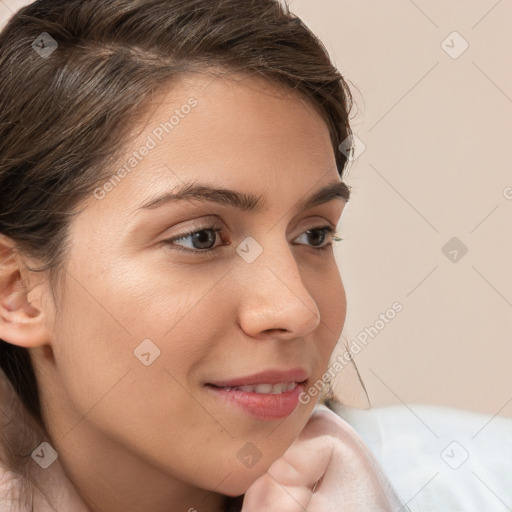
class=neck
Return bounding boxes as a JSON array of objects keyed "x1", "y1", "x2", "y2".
[{"x1": 38, "y1": 402, "x2": 227, "y2": 512}]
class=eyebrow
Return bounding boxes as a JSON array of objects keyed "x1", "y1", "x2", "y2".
[{"x1": 135, "y1": 179, "x2": 350, "y2": 214}]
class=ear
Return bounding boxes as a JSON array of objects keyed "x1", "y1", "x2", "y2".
[{"x1": 0, "y1": 235, "x2": 52, "y2": 348}]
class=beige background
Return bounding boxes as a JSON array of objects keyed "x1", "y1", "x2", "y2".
[
  {"x1": 1, "y1": 0, "x2": 511, "y2": 417},
  {"x1": 286, "y1": 0, "x2": 512, "y2": 418}
]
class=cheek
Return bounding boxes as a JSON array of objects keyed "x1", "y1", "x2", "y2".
[
  {"x1": 51, "y1": 257, "x2": 230, "y2": 436},
  {"x1": 48, "y1": 271, "x2": 238, "y2": 487}
]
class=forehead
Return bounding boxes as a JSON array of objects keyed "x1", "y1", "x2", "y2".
[
  {"x1": 81, "y1": 71, "x2": 340, "y2": 221},
  {"x1": 126, "y1": 73, "x2": 334, "y2": 175}
]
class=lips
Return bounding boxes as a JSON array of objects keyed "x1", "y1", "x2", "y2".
[
  {"x1": 204, "y1": 368, "x2": 309, "y2": 420},
  {"x1": 205, "y1": 367, "x2": 309, "y2": 388}
]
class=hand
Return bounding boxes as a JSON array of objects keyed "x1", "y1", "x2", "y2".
[
  {"x1": 0, "y1": 368, "x2": 91, "y2": 512},
  {"x1": 241, "y1": 405, "x2": 409, "y2": 512}
]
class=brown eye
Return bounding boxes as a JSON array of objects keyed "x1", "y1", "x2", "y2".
[
  {"x1": 163, "y1": 225, "x2": 225, "y2": 253},
  {"x1": 293, "y1": 226, "x2": 340, "y2": 250}
]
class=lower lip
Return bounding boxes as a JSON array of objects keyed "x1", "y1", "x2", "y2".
[{"x1": 205, "y1": 382, "x2": 306, "y2": 420}]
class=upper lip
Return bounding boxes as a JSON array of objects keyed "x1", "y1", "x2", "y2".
[{"x1": 206, "y1": 368, "x2": 309, "y2": 387}]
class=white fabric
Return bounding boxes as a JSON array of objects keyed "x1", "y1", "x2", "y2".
[{"x1": 332, "y1": 403, "x2": 512, "y2": 512}]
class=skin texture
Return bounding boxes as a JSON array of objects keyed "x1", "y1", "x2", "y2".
[
  {"x1": 0, "y1": 383, "x2": 406, "y2": 512},
  {"x1": 0, "y1": 73, "x2": 348, "y2": 512}
]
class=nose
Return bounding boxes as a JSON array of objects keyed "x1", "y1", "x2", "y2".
[{"x1": 236, "y1": 240, "x2": 321, "y2": 341}]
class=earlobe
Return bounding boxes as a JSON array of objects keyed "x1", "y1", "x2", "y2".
[
  {"x1": 0, "y1": 288, "x2": 50, "y2": 348},
  {"x1": 0, "y1": 237, "x2": 51, "y2": 348}
]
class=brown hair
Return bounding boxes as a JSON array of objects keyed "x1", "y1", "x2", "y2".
[{"x1": 0, "y1": 0, "x2": 353, "y2": 502}]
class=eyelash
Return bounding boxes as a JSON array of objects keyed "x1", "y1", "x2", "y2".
[{"x1": 163, "y1": 223, "x2": 343, "y2": 255}]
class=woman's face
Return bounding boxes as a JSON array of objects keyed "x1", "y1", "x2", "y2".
[{"x1": 33, "y1": 73, "x2": 348, "y2": 502}]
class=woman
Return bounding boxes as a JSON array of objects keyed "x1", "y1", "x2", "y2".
[{"x1": 0, "y1": 1, "x2": 409, "y2": 510}]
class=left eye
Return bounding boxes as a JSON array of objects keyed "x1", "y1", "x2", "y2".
[
  {"x1": 295, "y1": 226, "x2": 338, "y2": 249},
  {"x1": 163, "y1": 224, "x2": 341, "y2": 254}
]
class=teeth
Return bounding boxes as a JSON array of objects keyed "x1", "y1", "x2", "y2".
[{"x1": 232, "y1": 381, "x2": 298, "y2": 394}]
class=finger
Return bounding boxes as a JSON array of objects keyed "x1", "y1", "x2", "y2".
[
  {"x1": 241, "y1": 472, "x2": 314, "y2": 512},
  {"x1": 241, "y1": 418, "x2": 335, "y2": 512}
]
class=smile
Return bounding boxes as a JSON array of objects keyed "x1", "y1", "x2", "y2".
[
  {"x1": 209, "y1": 381, "x2": 299, "y2": 394},
  {"x1": 205, "y1": 379, "x2": 307, "y2": 420}
]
